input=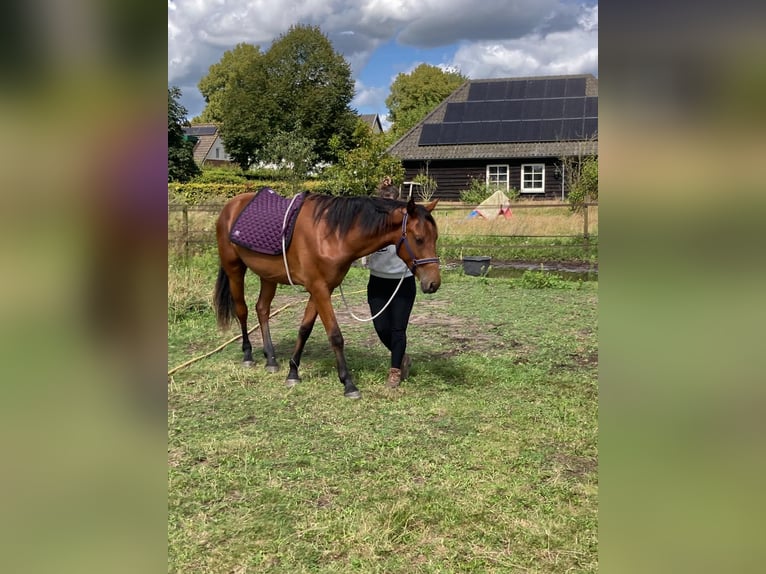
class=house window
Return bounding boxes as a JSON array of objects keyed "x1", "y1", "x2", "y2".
[
  {"x1": 215, "y1": 147, "x2": 220, "y2": 159},
  {"x1": 521, "y1": 164, "x2": 545, "y2": 193},
  {"x1": 486, "y1": 164, "x2": 509, "y2": 190}
]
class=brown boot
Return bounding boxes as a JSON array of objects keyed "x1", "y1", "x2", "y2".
[
  {"x1": 400, "y1": 354, "x2": 412, "y2": 381},
  {"x1": 387, "y1": 367, "x2": 402, "y2": 388}
]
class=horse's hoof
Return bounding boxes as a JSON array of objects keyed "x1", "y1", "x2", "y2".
[
  {"x1": 344, "y1": 390, "x2": 362, "y2": 399},
  {"x1": 265, "y1": 364, "x2": 279, "y2": 373},
  {"x1": 242, "y1": 360, "x2": 255, "y2": 367},
  {"x1": 285, "y1": 378, "x2": 301, "y2": 388}
]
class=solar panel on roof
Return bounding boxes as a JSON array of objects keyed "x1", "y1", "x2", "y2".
[
  {"x1": 522, "y1": 99, "x2": 544, "y2": 120},
  {"x1": 485, "y1": 101, "x2": 505, "y2": 120},
  {"x1": 539, "y1": 119, "x2": 563, "y2": 141},
  {"x1": 563, "y1": 97, "x2": 586, "y2": 118},
  {"x1": 584, "y1": 97, "x2": 598, "y2": 117},
  {"x1": 477, "y1": 123, "x2": 497, "y2": 143},
  {"x1": 498, "y1": 121, "x2": 521, "y2": 142},
  {"x1": 418, "y1": 124, "x2": 441, "y2": 145},
  {"x1": 583, "y1": 118, "x2": 598, "y2": 138},
  {"x1": 443, "y1": 102, "x2": 465, "y2": 122},
  {"x1": 525, "y1": 80, "x2": 546, "y2": 98},
  {"x1": 519, "y1": 120, "x2": 541, "y2": 141},
  {"x1": 417, "y1": 76, "x2": 596, "y2": 145},
  {"x1": 565, "y1": 77, "x2": 586, "y2": 97},
  {"x1": 440, "y1": 122, "x2": 459, "y2": 144},
  {"x1": 463, "y1": 102, "x2": 486, "y2": 122},
  {"x1": 486, "y1": 81, "x2": 507, "y2": 100},
  {"x1": 455, "y1": 122, "x2": 486, "y2": 144},
  {"x1": 490, "y1": 123, "x2": 508, "y2": 143},
  {"x1": 546, "y1": 79, "x2": 567, "y2": 98},
  {"x1": 503, "y1": 100, "x2": 524, "y2": 120},
  {"x1": 467, "y1": 82, "x2": 488, "y2": 101},
  {"x1": 542, "y1": 99, "x2": 565, "y2": 119},
  {"x1": 561, "y1": 118, "x2": 584, "y2": 140},
  {"x1": 506, "y1": 81, "x2": 526, "y2": 99}
]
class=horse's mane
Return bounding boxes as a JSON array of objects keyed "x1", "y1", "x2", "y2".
[{"x1": 309, "y1": 194, "x2": 408, "y2": 237}]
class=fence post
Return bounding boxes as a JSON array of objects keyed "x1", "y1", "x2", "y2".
[
  {"x1": 182, "y1": 205, "x2": 189, "y2": 258},
  {"x1": 583, "y1": 204, "x2": 589, "y2": 239}
]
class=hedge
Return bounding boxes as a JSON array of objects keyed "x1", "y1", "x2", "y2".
[{"x1": 169, "y1": 180, "x2": 328, "y2": 205}]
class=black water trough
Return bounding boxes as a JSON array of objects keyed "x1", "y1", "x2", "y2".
[{"x1": 462, "y1": 256, "x2": 491, "y2": 276}]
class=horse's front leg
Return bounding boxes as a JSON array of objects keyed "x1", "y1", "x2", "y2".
[
  {"x1": 255, "y1": 279, "x2": 279, "y2": 372},
  {"x1": 285, "y1": 297, "x2": 318, "y2": 388},
  {"x1": 313, "y1": 289, "x2": 360, "y2": 399}
]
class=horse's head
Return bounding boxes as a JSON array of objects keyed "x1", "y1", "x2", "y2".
[{"x1": 396, "y1": 197, "x2": 441, "y2": 294}]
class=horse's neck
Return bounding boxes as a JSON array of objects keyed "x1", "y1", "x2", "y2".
[{"x1": 350, "y1": 224, "x2": 402, "y2": 259}]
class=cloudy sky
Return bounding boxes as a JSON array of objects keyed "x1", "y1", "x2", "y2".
[{"x1": 168, "y1": 0, "x2": 598, "y2": 128}]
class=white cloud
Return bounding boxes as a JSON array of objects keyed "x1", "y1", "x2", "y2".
[
  {"x1": 352, "y1": 81, "x2": 388, "y2": 110},
  {"x1": 168, "y1": 0, "x2": 598, "y2": 117},
  {"x1": 450, "y1": 4, "x2": 598, "y2": 79},
  {"x1": 395, "y1": 0, "x2": 581, "y2": 47}
]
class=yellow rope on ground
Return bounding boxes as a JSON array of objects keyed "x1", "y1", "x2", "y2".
[{"x1": 167, "y1": 288, "x2": 366, "y2": 377}]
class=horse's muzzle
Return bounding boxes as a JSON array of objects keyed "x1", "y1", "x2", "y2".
[{"x1": 420, "y1": 276, "x2": 441, "y2": 294}]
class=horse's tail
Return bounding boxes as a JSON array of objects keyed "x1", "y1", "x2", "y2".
[{"x1": 213, "y1": 267, "x2": 236, "y2": 330}]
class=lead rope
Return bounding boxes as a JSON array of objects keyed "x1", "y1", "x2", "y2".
[
  {"x1": 339, "y1": 212, "x2": 410, "y2": 322},
  {"x1": 338, "y1": 269, "x2": 407, "y2": 322}
]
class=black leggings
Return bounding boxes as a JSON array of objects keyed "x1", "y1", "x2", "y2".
[{"x1": 367, "y1": 274, "x2": 416, "y2": 369}]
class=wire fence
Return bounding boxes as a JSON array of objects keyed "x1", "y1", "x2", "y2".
[{"x1": 168, "y1": 201, "x2": 598, "y2": 259}]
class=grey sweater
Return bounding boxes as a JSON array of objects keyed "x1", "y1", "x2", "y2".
[{"x1": 367, "y1": 245, "x2": 412, "y2": 279}]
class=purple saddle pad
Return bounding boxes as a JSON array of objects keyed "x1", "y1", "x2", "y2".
[{"x1": 229, "y1": 188, "x2": 306, "y2": 255}]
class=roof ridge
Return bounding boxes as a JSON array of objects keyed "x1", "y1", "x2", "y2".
[{"x1": 468, "y1": 73, "x2": 597, "y2": 83}]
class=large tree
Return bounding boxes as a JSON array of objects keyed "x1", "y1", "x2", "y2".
[
  {"x1": 195, "y1": 43, "x2": 262, "y2": 124},
  {"x1": 168, "y1": 87, "x2": 200, "y2": 182},
  {"x1": 196, "y1": 26, "x2": 356, "y2": 168},
  {"x1": 216, "y1": 49, "x2": 275, "y2": 168},
  {"x1": 263, "y1": 24, "x2": 357, "y2": 162},
  {"x1": 386, "y1": 64, "x2": 467, "y2": 139}
]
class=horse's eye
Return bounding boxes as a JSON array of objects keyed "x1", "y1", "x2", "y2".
[{"x1": 415, "y1": 236, "x2": 424, "y2": 246}]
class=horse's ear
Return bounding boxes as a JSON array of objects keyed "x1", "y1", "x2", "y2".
[
  {"x1": 425, "y1": 199, "x2": 439, "y2": 212},
  {"x1": 406, "y1": 196, "x2": 416, "y2": 215}
]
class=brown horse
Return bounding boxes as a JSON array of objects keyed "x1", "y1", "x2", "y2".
[{"x1": 213, "y1": 191, "x2": 441, "y2": 398}]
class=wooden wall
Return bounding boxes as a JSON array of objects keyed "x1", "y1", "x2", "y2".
[{"x1": 403, "y1": 158, "x2": 567, "y2": 201}]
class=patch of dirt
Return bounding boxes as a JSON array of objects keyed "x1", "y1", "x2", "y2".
[
  {"x1": 168, "y1": 447, "x2": 184, "y2": 468},
  {"x1": 335, "y1": 295, "x2": 516, "y2": 358},
  {"x1": 409, "y1": 299, "x2": 519, "y2": 356},
  {"x1": 550, "y1": 453, "x2": 598, "y2": 479},
  {"x1": 556, "y1": 350, "x2": 598, "y2": 370}
]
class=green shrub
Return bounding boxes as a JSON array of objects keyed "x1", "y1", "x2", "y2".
[
  {"x1": 413, "y1": 173, "x2": 437, "y2": 201},
  {"x1": 566, "y1": 155, "x2": 598, "y2": 212},
  {"x1": 192, "y1": 166, "x2": 247, "y2": 184},
  {"x1": 519, "y1": 270, "x2": 578, "y2": 289},
  {"x1": 169, "y1": 180, "x2": 328, "y2": 205},
  {"x1": 169, "y1": 182, "x2": 248, "y2": 205}
]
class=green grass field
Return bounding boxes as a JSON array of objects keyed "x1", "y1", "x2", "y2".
[{"x1": 168, "y1": 254, "x2": 598, "y2": 573}]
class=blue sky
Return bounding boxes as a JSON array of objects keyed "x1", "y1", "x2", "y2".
[{"x1": 168, "y1": 0, "x2": 598, "y2": 129}]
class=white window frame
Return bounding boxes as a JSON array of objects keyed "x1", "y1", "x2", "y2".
[
  {"x1": 486, "y1": 164, "x2": 510, "y2": 191},
  {"x1": 521, "y1": 163, "x2": 545, "y2": 193}
]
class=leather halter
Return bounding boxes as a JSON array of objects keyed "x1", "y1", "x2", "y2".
[{"x1": 395, "y1": 212, "x2": 440, "y2": 273}]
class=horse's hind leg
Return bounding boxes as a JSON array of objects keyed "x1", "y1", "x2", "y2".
[
  {"x1": 224, "y1": 260, "x2": 255, "y2": 366},
  {"x1": 256, "y1": 279, "x2": 279, "y2": 372}
]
